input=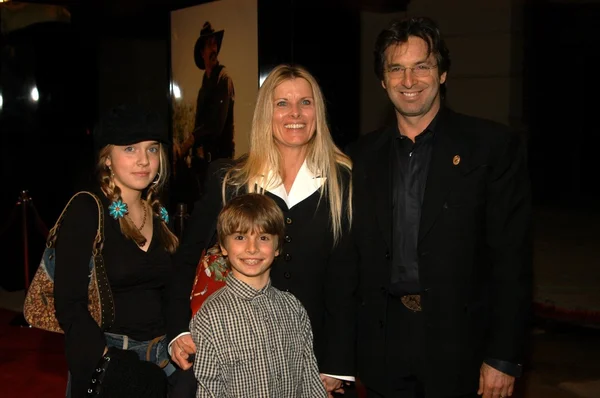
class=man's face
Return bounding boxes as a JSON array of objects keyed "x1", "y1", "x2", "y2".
[
  {"x1": 202, "y1": 36, "x2": 218, "y2": 69},
  {"x1": 381, "y1": 36, "x2": 447, "y2": 120}
]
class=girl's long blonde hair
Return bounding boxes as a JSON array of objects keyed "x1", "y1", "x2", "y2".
[
  {"x1": 96, "y1": 143, "x2": 179, "y2": 253},
  {"x1": 223, "y1": 64, "x2": 352, "y2": 244}
]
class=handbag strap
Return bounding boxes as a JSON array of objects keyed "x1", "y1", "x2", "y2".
[
  {"x1": 46, "y1": 191, "x2": 105, "y2": 253},
  {"x1": 94, "y1": 247, "x2": 115, "y2": 331},
  {"x1": 46, "y1": 191, "x2": 115, "y2": 331}
]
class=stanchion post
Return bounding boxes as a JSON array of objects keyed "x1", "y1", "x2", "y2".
[
  {"x1": 174, "y1": 203, "x2": 189, "y2": 240},
  {"x1": 10, "y1": 190, "x2": 46, "y2": 328},
  {"x1": 19, "y1": 191, "x2": 31, "y2": 290}
]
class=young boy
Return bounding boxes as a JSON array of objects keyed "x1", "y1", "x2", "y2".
[{"x1": 190, "y1": 193, "x2": 327, "y2": 398}]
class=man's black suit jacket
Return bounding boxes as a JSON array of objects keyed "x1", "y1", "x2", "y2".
[{"x1": 327, "y1": 108, "x2": 533, "y2": 397}]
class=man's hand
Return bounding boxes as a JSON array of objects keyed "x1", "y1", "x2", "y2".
[
  {"x1": 478, "y1": 362, "x2": 515, "y2": 398},
  {"x1": 170, "y1": 334, "x2": 197, "y2": 370},
  {"x1": 320, "y1": 374, "x2": 345, "y2": 397}
]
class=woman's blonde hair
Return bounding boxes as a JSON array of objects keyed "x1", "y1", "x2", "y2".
[
  {"x1": 223, "y1": 64, "x2": 352, "y2": 243},
  {"x1": 96, "y1": 143, "x2": 179, "y2": 253}
]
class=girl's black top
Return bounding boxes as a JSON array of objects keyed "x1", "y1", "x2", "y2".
[{"x1": 54, "y1": 188, "x2": 172, "y2": 398}]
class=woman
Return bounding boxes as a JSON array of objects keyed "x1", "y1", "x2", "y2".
[
  {"x1": 167, "y1": 64, "x2": 353, "y2": 396},
  {"x1": 54, "y1": 104, "x2": 179, "y2": 398}
]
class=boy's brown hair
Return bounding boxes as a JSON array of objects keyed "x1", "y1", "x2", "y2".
[{"x1": 217, "y1": 193, "x2": 285, "y2": 252}]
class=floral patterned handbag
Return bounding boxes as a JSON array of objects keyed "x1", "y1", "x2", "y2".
[
  {"x1": 190, "y1": 187, "x2": 239, "y2": 315},
  {"x1": 190, "y1": 242, "x2": 229, "y2": 316},
  {"x1": 23, "y1": 191, "x2": 115, "y2": 333}
]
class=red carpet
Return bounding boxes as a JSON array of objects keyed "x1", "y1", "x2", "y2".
[
  {"x1": 0, "y1": 308, "x2": 366, "y2": 397},
  {"x1": 0, "y1": 309, "x2": 68, "y2": 397}
]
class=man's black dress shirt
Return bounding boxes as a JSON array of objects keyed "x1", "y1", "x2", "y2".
[{"x1": 389, "y1": 118, "x2": 436, "y2": 297}]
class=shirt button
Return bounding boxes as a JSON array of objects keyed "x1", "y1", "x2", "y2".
[
  {"x1": 284, "y1": 235, "x2": 292, "y2": 243},
  {"x1": 284, "y1": 253, "x2": 292, "y2": 261},
  {"x1": 384, "y1": 252, "x2": 390, "y2": 260},
  {"x1": 284, "y1": 272, "x2": 291, "y2": 279},
  {"x1": 285, "y1": 217, "x2": 293, "y2": 225}
]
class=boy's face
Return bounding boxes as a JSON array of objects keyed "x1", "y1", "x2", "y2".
[{"x1": 220, "y1": 230, "x2": 279, "y2": 290}]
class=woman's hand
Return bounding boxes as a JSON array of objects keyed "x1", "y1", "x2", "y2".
[
  {"x1": 170, "y1": 334, "x2": 197, "y2": 370},
  {"x1": 320, "y1": 374, "x2": 345, "y2": 396}
]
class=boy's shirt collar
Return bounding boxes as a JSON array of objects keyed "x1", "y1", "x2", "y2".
[
  {"x1": 226, "y1": 274, "x2": 273, "y2": 300},
  {"x1": 259, "y1": 159, "x2": 325, "y2": 209}
]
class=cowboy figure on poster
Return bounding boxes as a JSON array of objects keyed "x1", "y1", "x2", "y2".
[{"x1": 173, "y1": 21, "x2": 235, "y2": 202}]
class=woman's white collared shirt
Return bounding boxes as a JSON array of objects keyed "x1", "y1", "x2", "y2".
[{"x1": 261, "y1": 160, "x2": 325, "y2": 209}]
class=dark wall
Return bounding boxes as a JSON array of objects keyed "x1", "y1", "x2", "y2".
[
  {"x1": 1, "y1": 21, "x2": 94, "y2": 217},
  {"x1": 0, "y1": 21, "x2": 96, "y2": 289},
  {"x1": 0, "y1": 7, "x2": 171, "y2": 290},
  {"x1": 0, "y1": 6, "x2": 171, "y2": 222},
  {"x1": 258, "y1": 0, "x2": 361, "y2": 150},
  {"x1": 524, "y1": 2, "x2": 600, "y2": 207}
]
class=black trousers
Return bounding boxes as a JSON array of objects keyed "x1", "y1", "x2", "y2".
[
  {"x1": 363, "y1": 295, "x2": 478, "y2": 398},
  {"x1": 167, "y1": 365, "x2": 361, "y2": 398},
  {"x1": 364, "y1": 387, "x2": 478, "y2": 398},
  {"x1": 167, "y1": 368, "x2": 196, "y2": 398}
]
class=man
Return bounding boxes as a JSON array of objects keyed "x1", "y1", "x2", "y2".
[
  {"x1": 330, "y1": 16, "x2": 532, "y2": 398},
  {"x1": 174, "y1": 21, "x2": 235, "y2": 199}
]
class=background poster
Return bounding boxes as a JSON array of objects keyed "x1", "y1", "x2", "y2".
[{"x1": 170, "y1": 0, "x2": 258, "y2": 208}]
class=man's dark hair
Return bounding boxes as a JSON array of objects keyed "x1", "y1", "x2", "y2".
[{"x1": 374, "y1": 16, "x2": 451, "y2": 82}]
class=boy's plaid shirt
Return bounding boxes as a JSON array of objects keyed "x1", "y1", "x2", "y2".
[{"x1": 191, "y1": 275, "x2": 327, "y2": 398}]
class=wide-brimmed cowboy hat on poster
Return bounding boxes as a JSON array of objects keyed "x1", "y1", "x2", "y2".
[{"x1": 194, "y1": 21, "x2": 224, "y2": 70}]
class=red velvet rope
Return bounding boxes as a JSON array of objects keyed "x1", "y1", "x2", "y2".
[{"x1": 533, "y1": 301, "x2": 600, "y2": 325}]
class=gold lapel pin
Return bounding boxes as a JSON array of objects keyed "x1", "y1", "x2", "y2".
[{"x1": 452, "y1": 155, "x2": 461, "y2": 166}]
